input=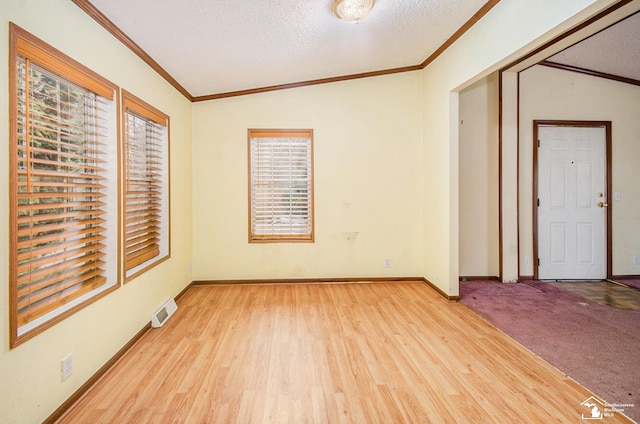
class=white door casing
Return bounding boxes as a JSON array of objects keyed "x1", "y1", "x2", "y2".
[{"x1": 537, "y1": 125, "x2": 607, "y2": 280}]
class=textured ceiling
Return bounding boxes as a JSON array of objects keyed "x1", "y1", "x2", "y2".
[
  {"x1": 548, "y1": 12, "x2": 640, "y2": 81},
  {"x1": 87, "y1": 0, "x2": 488, "y2": 97}
]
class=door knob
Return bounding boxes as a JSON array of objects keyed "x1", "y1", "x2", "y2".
[{"x1": 597, "y1": 201, "x2": 608, "y2": 208}]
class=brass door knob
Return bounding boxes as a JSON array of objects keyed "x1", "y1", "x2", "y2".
[{"x1": 597, "y1": 201, "x2": 608, "y2": 208}]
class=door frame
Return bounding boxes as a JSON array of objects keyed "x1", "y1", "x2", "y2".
[{"x1": 532, "y1": 120, "x2": 612, "y2": 280}]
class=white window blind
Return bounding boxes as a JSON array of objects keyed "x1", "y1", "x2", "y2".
[{"x1": 249, "y1": 130, "x2": 314, "y2": 242}]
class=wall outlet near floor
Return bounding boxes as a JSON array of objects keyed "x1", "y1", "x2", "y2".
[
  {"x1": 524, "y1": 256, "x2": 530, "y2": 266},
  {"x1": 384, "y1": 258, "x2": 391, "y2": 268},
  {"x1": 61, "y1": 354, "x2": 73, "y2": 381},
  {"x1": 634, "y1": 256, "x2": 640, "y2": 265}
]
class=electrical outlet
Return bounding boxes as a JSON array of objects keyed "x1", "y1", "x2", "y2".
[
  {"x1": 634, "y1": 256, "x2": 640, "y2": 265},
  {"x1": 524, "y1": 256, "x2": 530, "y2": 266},
  {"x1": 384, "y1": 258, "x2": 391, "y2": 268},
  {"x1": 61, "y1": 354, "x2": 73, "y2": 381}
]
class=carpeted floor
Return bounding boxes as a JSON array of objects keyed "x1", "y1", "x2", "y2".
[{"x1": 460, "y1": 280, "x2": 640, "y2": 423}]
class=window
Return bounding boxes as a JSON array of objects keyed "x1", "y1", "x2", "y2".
[
  {"x1": 122, "y1": 91, "x2": 170, "y2": 280},
  {"x1": 248, "y1": 129, "x2": 314, "y2": 242},
  {"x1": 9, "y1": 24, "x2": 119, "y2": 346}
]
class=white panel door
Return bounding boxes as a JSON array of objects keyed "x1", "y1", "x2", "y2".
[{"x1": 537, "y1": 125, "x2": 606, "y2": 280}]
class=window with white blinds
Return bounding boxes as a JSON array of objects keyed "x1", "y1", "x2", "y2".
[
  {"x1": 123, "y1": 91, "x2": 170, "y2": 280},
  {"x1": 10, "y1": 24, "x2": 119, "y2": 347},
  {"x1": 248, "y1": 129, "x2": 314, "y2": 242}
]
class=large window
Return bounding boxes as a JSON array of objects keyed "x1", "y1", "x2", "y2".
[
  {"x1": 9, "y1": 24, "x2": 119, "y2": 346},
  {"x1": 122, "y1": 91, "x2": 170, "y2": 280},
  {"x1": 248, "y1": 129, "x2": 314, "y2": 242}
]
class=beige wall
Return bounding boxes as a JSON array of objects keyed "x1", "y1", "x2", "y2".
[
  {"x1": 459, "y1": 73, "x2": 500, "y2": 278},
  {"x1": 0, "y1": 1, "x2": 193, "y2": 422},
  {"x1": 519, "y1": 64, "x2": 640, "y2": 277},
  {"x1": 192, "y1": 73, "x2": 425, "y2": 280}
]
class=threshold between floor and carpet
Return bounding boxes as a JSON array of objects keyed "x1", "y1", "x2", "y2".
[{"x1": 460, "y1": 280, "x2": 640, "y2": 423}]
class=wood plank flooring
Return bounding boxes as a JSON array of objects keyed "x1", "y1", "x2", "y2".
[
  {"x1": 549, "y1": 281, "x2": 640, "y2": 310},
  {"x1": 57, "y1": 281, "x2": 633, "y2": 423}
]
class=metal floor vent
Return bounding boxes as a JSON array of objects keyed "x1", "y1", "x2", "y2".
[{"x1": 151, "y1": 298, "x2": 178, "y2": 328}]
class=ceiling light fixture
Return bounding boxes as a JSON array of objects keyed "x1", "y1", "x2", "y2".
[{"x1": 332, "y1": 0, "x2": 375, "y2": 23}]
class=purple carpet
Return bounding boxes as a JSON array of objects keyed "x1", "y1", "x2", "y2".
[{"x1": 460, "y1": 280, "x2": 640, "y2": 422}]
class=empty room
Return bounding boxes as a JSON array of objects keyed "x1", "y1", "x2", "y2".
[{"x1": 1, "y1": 0, "x2": 639, "y2": 422}]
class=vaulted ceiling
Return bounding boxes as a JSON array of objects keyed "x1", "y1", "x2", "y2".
[
  {"x1": 81, "y1": 0, "x2": 492, "y2": 98},
  {"x1": 77, "y1": 1, "x2": 640, "y2": 100},
  {"x1": 547, "y1": 11, "x2": 640, "y2": 82}
]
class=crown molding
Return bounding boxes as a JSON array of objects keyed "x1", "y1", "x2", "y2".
[
  {"x1": 71, "y1": 0, "x2": 193, "y2": 101},
  {"x1": 539, "y1": 60, "x2": 640, "y2": 87},
  {"x1": 73, "y1": 0, "x2": 500, "y2": 101}
]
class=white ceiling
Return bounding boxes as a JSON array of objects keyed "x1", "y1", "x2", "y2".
[
  {"x1": 88, "y1": 0, "x2": 488, "y2": 97},
  {"x1": 547, "y1": 12, "x2": 640, "y2": 81},
  {"x1": 83, "y1": 1, "x2": 640, "y2": 99}
]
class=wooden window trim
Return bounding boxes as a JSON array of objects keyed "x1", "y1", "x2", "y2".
[
  {"x1": 122, "y1": 90, "x2": 171, "y2": 281},
  {"x1": 9, "y1": 23, "x2": 120, "y2": 347},
  {"x1": 13, "y1": 24, "x2": 115, "y2": 100},
  {"x1": 248, "y1": 129, "x2": 315, "y2": 243}
]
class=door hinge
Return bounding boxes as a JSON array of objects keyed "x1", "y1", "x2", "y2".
[
  {"x1": 537, "y1": 198, "x2": 540, "y2": 207},
  {"x1": 537, "y1": 258, "x2": 540, "y2": 266},
  {"x1": 538, "y1": 139, "x2": 540, "y2": 147}
]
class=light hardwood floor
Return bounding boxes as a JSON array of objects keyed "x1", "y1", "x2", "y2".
[{"x1": 57, "y1": 281, "x2": 632, "y2": 423}]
